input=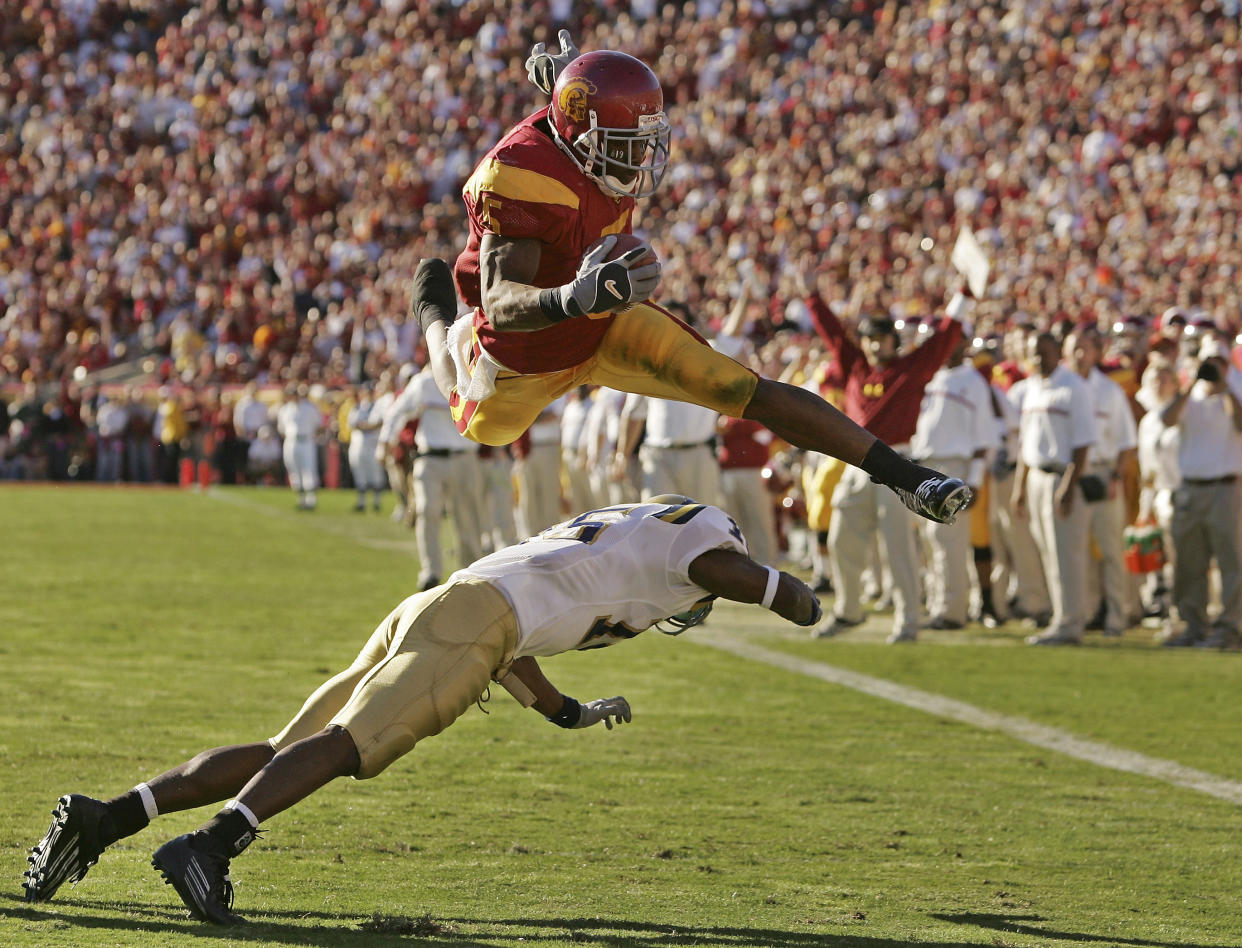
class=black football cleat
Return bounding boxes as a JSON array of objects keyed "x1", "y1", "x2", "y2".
[
  {"x1": 24, "y1": 794, "x2": 110, "y2": 902},
  {"x1": 410, "y1": 258, "x2": 458, "y2": 333},
  {"x1": 891, "y1": 475, "x2": 973, "y2": 524},
  {"x1": 152, "y1": 833, "x2": 245, "y2": 925}
]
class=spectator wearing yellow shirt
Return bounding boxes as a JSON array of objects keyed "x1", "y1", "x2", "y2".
[{"x1": 155, "y1": 387, "x2": 188, "y2": 484}]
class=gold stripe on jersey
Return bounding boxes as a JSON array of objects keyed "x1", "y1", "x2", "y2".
[
  {"x1": 652, "y1": 502, "x2": 705, "y2": 525},
  {"x1": 601, "y1": 211, "x2": 631, "y2": 235},
  {"x1": 464, "y1": 158, "x2": 580, "y2": 210}
]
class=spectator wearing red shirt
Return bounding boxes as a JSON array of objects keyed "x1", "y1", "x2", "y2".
[{"x1": 806, "y1": 288, "x2": 969, "y2": 643}]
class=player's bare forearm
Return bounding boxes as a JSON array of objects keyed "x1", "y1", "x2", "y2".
[
  {"x1": 507, "y1": 656, "x2": 566, "y2": 716},
  {"x1": 688, "y1": 549, "x2": 818, "y2": 625},
  {"x1": 480, "y1": 234, "x2": 560, "y2": 331}
]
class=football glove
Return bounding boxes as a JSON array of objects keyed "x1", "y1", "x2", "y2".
[
  {"x1": 526, "y1": 29, "x2": 580, "y2": 96},
  {"x1": 575, "y1": 696, "x2": 632, "y2": 730},
  {"x1": 560, "y1": 235, "x2": 662, "y2": 317}
]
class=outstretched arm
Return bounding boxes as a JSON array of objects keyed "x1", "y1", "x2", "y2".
[
  {"x1": 506, "y1": 656, "x2": 631, "y2": 730},
  {"x1": 687, "y1": 548, "x2": 821, "y2": 627}
]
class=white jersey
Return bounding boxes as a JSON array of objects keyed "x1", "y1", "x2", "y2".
[
  {"x1": 454, "y1": 501, "x2": 747, "y2": 657},
  {"x1": 276, "y1": 399, "x2": 321, "y2": 441}
]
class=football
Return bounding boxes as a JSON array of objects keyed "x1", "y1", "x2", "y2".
[{"x1": 594, "y1": 232, "x2": 657, "y2": 266}]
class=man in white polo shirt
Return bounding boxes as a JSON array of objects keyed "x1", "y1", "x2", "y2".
[
  {"x1": 910, "y1": 334, "x2": 997, "y2": 629},
  {"x1": 381, "y1": 363, "x2": 484, "y2": 591},
  {"x1": 1064, "y1": 328, "x2": 1138, "y2": 637},
  {"x1": 1159, "y1": 338, "x2": 1242, "y2": 648},
  {"x1": 1011, "y1": 332, "x2": 1096, "y2": 645},
  {"x1": 614, "y1": 393, "x2": 721, "y2": 507}
]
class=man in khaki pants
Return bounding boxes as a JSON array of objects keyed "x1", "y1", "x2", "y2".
[{"x1": 1012, "y1": 332, "x2": 1097, "y2": 645}]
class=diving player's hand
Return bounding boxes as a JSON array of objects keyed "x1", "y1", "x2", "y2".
[
  {"x1": 794, "y1": 585, "x2": 824, "y2": 627},
  {"x1": 575, "y1": 696, "x2": 632, "y2": 730},
  {"x1": 561, "y1": 235, "x2": 662, "y2": 317},
  {"x1": 526, "y1": 29, "x2": 579, "y2": 96}
]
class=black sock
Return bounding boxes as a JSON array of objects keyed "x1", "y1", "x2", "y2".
[
  {"x1": 101, "y1": 789, "x2": 150, "y2": 847},
  {"x1": 980, "y1": 586, "x2": 996, "y2": 614},
  {"x1": 858, "y1": 440, "x2": 930, "y2": 493},
  {"x1": 200, "y1": 809, "x2": 258, "y2": 858}
]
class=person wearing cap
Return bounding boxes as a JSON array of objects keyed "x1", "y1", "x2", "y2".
[
  {"x1": 1011, "y1": 332, "x2": 1097, "y2": 645},
  {"x1": 803, "y1": 278, "x2": 974, "y2": 643},
  {"x1": 909, "y1": 329, "x2": 999, "y2": 630},
  {"x1": 1064, "y1": 327, "x2": 1139, "y2": 637},
  {"x1": 275, "y1": 383, "x2": 323, "y2": 511},
  {"x1": 1158, "y1": 336, "x2": 1242, "y2": 649}
]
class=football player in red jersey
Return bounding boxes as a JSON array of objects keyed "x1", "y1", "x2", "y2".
[{"x1": 411, "y1": 41, "x2": 970, "y2": 524}]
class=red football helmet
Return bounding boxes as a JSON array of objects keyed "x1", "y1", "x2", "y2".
[{"x1": 550, "y1": 50, "x2": 671, "y2": 199}]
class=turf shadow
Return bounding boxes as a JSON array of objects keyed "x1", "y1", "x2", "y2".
[
  {"x1": 8, "y1": 897, "x2": 1219, "y2": 948},
  {"x1": 931, "y1": 912, "x2": 1222, "y2": 947},
  {"x1": 0, "y1": 895, "x2": 975, "y2": 947},
  {"x1": 444, "y1": 914, "x2": 983, "y2": 947}
]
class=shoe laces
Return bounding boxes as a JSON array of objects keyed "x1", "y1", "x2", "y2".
[{"x1": 194, "y1": 831, "x2": 256, "y2": 909}]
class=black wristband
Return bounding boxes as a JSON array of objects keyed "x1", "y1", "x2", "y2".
[
  {"x1": 538, "y1": 287, "x2": 574, "y2": 323},
  {"x1": 547, "y1": 694, "x2": 582, "y2": 728}
]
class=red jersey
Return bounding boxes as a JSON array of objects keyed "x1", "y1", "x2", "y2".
[
  {"x1": 455, "y1": 108, "x2": 635, "y2": 375},
  {"x1": 806, "y1": 297, "x2": 962, "y2": 446},
  {"x1": 717, "y1": 417, "x2": 772, "y2": 470}
]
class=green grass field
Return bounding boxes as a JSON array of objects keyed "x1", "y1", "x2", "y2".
[{"x1": 2, "y1": 485, "x2": 1241, "y2": 948}]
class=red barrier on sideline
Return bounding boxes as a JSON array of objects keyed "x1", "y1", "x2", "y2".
[
  {"x1": 197, "y1": 459, "x2": 212, "y2": 488},
  {"x1": 179, "y1": 457, "x2": 194, "y2": 487},
  {"x1": 326, "y1": 443, "x2": 340, "y2": 489}
]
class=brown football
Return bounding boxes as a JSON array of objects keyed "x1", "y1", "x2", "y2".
[{"x1": 593, "y1": 232, "x2": 657, "y2": 266}]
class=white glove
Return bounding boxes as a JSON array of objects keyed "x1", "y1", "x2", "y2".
[
  {"x1": 574, "y1": 696, "x2": 632, "y2": 730},
  {"x1": 525, "y1": 29, "x2": 580, "y2": 96},
  {"x1": 561, "y1": 236, "x2": 662, "y2": 317}
]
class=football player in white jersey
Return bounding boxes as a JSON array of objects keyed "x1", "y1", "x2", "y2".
[{"x1": 23, "y1": 497, "x2": 820, "y2": 925}]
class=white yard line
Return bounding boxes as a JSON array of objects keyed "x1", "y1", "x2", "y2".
[{"x1": 702, "y1": 632, "x2": 1242, "y2": 806}]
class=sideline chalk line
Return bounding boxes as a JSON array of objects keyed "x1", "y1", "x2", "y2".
[{"x1": 702, "y1": 632, "x2": 1242, "y2": 806}]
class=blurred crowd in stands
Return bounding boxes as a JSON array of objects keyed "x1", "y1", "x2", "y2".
[{"x1": 3, "y1": 0, "x2": 1241, "y2": 644}]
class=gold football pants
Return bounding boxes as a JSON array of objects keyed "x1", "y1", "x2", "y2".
[
  {"x1": 268, "y1": 579, "x2": 517, "y2": 779},
  {"x1": 452, "y1": 301, "x2": 759, "y2": 446}
]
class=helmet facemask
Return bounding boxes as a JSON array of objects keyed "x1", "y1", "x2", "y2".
[
  {"x1": 564, "y1": 110, "x2": 670, "y2": 199},
  {"x1": 655, "y1": 595, "x2": 715, "y2": 635}
]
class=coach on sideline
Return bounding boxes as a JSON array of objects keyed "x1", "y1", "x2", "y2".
[{"x1": 23, "y1": 497, "x2": 821, "y2": 925}]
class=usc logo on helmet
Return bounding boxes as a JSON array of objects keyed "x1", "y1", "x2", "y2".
[{"x1": 558, "y1": 77, "x2": 598, "y2": 124}]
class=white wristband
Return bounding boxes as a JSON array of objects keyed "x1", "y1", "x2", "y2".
[
  {"x1": 760, "y1": 566, "x2": 781, "y2": 610},
  {"x1": 135, "y1": 782, "x2": 158, "y2": 821}
]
